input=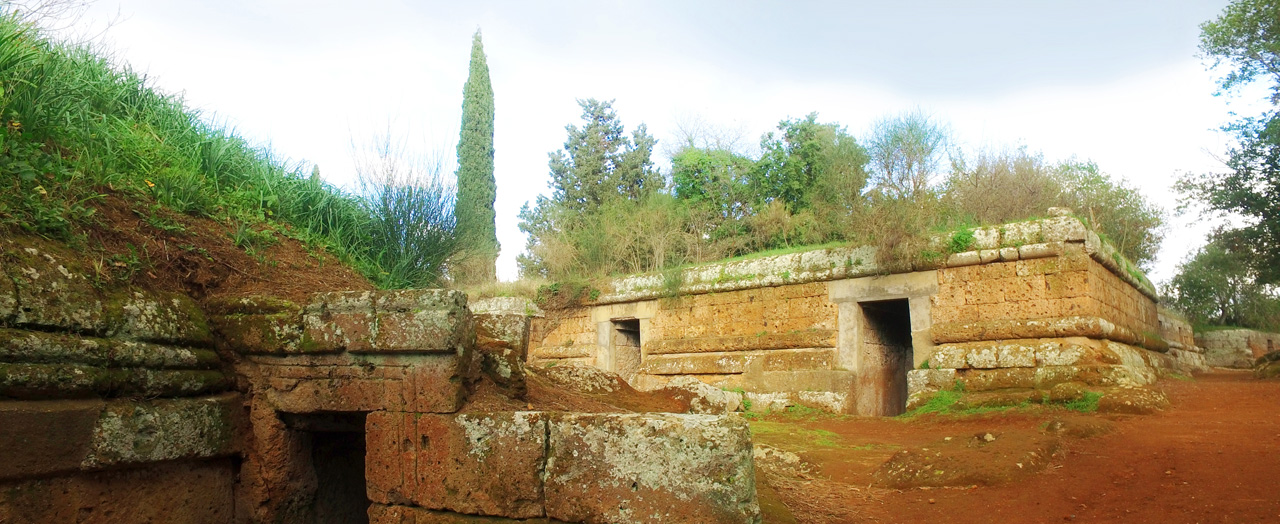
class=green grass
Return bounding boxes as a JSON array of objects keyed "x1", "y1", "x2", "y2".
[
  {"x1": 749, "y1": 421, "x2": 844, "y2": 449},
  {"x1": 948, "y1": 228, "x2": 976, "y2": 253},
  {"x1": 907, "y1": 388, "x2": 964, "y2": 416},
  {"x1": 0, "y1": 14, "x2": 458, "y2": 288},
  {"x1": 1060, "y1": 391, "x2": 1103, "y2": 413}
]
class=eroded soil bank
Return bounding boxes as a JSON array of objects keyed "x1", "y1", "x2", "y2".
[{"x1": 757, "y1": 371, "x2": 1280, "y2": 523}]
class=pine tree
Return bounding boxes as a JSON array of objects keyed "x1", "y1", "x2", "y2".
[{"x1": 455, "y1": 29, "x2": 498, "y2": 282}]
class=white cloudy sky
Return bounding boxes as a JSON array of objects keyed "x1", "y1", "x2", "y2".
[{"x1": 68, "y1": 0, "x2": 1266, "y2": 283}]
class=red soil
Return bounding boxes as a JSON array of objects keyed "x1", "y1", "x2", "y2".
[
  {"x1": 79, "y1": 191, "x2": 373, "y2": 304},
  {"x1": 759, "y1": 371, "x2": 1280, "y2": 523}
]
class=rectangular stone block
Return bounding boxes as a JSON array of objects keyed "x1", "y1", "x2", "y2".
[
  {"x1": 954, "y1": 367, "x2": 1036, "y2": 391},
  {"x1": 0, "y1": 398, "x2": 103, "y2": 479},
  {"x1": 0, "y1": 458, "x2": 235, "y2": 524},
  {"x1": 759, "y1": 348, "x2": 835, "y2": 371},
  {"x1": 640, "y1": 353, "x2": 751, "y2": 375},
  {"x1": 81, "y1": 394, "x2": 240, "y2": 469},
  {"x1": 366, "y1": 412, "x2": 548, "y2": 519},
  {"x1": 212, "y1": 313, "x2": 314, "y2": 355},
  {"x1": 965, "y1": 281, "x2": 1004, "y2": 305},
  {"x1": 545, "y1": 413, "x2": 759, "y2": 524},
  {"x1": 646, "y1": 330, "x2": 836, "y2": 355},
  {"x1": 264, "y1": 354, "x2": 465, "y2": 413},
  {"x1": 370, "y1": 309, "x2": 468, "y2": 353}
]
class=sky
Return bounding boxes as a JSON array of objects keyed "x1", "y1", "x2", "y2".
[{"x1": 66, "y1": 0, "x2": 1264, "y2": 284}]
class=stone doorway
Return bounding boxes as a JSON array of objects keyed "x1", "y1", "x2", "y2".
[
  {"x1": 280, "y1": 412, "x2": 370, "y2": 524},
  {"x1": 858, "y1": 299, "x2": 913, "y2": 416},
  {"x1": 611, "y1": 318, "x2": 642, "y2": 383}
]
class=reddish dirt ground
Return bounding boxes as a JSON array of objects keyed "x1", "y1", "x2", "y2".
[{"x1": 757, "y1": 371, "x2": 1280, "y2": 523}]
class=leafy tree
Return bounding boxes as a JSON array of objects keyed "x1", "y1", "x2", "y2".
[
  {"x1": 1199, "y1": 0, "x2": 1280, "y2": 103},
  {"x1": 543, "y1": 99, "x2": 660, "y2": 213},
  {"x1": 517, "y1": 99, "x2": 660, "y2": 277},
  {"x1": 1165, "y1": 238, "x2": 1280, "y2": 330},
  {"x1": 751, "y1": 113, "x2": 869, "y2": 212},
  {"x1": 454, "y1": 30, "x2": 498, "y2": 282},
  {"x1": 670, "y1": 146, "x2": 753, "y2": 221},
  {"x1": 1180, "y1": 0, "x2": 1280, "y2": 284},
  {"x1": 866, "y1": 109, "x2": 949, "y2": 199}
]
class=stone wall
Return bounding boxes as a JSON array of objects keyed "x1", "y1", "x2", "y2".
[
  {"x1": 1198, "y1": 328, "x2": 1280, "y2": 368},
  {"x1": 0, "y1": 242, "x2": 239, "y2": 523},
  {"x1": 530, "y1": 281, "x2": 847, "y2": 411},
  {"x1": 1158, "y1": 308, "x2": 1208, "y2": 372}
]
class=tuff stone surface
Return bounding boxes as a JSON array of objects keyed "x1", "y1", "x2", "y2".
[
  {"x1": 0, "y1": 458, "x2": 235, "y2": 524},
  {"x1": 474, "y1": 311, "x2": 530, "y2": 395},
  {"x1": 661, "y1": 376, "x2": 743, "y2": 414},
  {"x1": 366, "y1": 411, "x2": 548, "y2": 519},
  {"x1": 0, "y1": 394, "x2": 239, "y2": 480},
  {"x1": 254, "y1": 353, "x2": 468, "y2": 414},
  {"x1": 1198, "y1": 328, "x2": 1280, "y2": 369},
  {"x1": 2, "y1": 245, "x2": 213, "y2": 346},
  {"x1": 544, "y1": 413, "x2": 759, "y2": 524}
]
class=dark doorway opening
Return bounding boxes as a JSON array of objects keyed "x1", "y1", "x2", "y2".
[
  {"x1": 281, "y1": 412, "x2": 369, "y2": 524},
  {"x1": 859, "y1": 299, "x2": 913, "y2": 416},
  {"x1": 612, "y1": 318, "x2": 642, "y2": 383}
]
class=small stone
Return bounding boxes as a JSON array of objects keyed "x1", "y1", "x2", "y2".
[{"x1": 982, "y1": 433, "x2": 996, "y2": 442}]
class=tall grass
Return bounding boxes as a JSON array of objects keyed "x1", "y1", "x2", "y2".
[{"x1": 0, "y1": 13, "x2": 457, "y2": 288}]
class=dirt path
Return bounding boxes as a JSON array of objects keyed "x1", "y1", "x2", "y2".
[{"x1": 757, "y1": 371, "x2": 1280, "y2": 523}]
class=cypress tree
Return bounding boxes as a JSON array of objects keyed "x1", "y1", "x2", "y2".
[{"x1": 455, "y1": 30, "x2": 498, "y2": 282}]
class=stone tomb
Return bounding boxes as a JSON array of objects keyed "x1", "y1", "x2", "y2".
[
  {"x1": 0, "y1": 239, "x2": 759, "y2": 524},
  {"x1": 530, "y1": 213, "x2": 1194, "y2": 415}
]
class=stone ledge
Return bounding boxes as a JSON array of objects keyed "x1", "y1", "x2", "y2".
[
  {"x1": 0, "y1": 363, "x2": 226, "y2": 400},
  {"x1": 369, "y1": 504, "x2": 560, "y2": 523},
  {"x1": 210, "y1": 289, "x2": 473, "y2": 355},
  {"x1": 639, "y1": 348, "x2": 835, "y2": 375},
  {"x1": 932, "y1": 316, "x2": 1168, "y2": 352},
  {"x1": 253, "y1": 353, "x2": 468, "y2": 414},
  {"x1": 645, "y1": 330, "x2": 836, "y2": 355},
  {"x1": 0, "y1": 393, "x2": 240, "y2": 480},
  {"x1": 0, "y1": 328, "x2": 219, "y2": 369},
  {"x1": 2, "y1": 244, "x2": 213, "y2": 346}
]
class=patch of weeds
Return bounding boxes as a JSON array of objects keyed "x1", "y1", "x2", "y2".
[
  {"x1": 660, "y1": 264, "x2": 684, "y2": 298},
  {"x1": 107, "y1": 244, "x2": 145, "y2": 281},
  {"x1": 749, "y1": 421, "x2": 843, "y2": 449},
  {"x1": 780, "y1": 404, "x2": 828, "y2": 420},
  {"x1": 907, "y1": 388, "x2": 963, "y2": 416},
  {"x1": 920, "y1": 360, "x2": 931, "y2": 369},
  {"x1": 179, "y1": 244, "x2": 213, "y2": 260},
  {"x1": 948, "y1": 228, "x2": 976, "y2": 253},
  {"x1": 229, "y1": 220, "x2": 278, "y2": 257},
  {"x1": 1166, "y1": 372, "x2": 1193, "y2": 381},
  {"x1": 918, "y1": 249, "x2": 944, "y2": 265},
  {"x1": 902, "y1": 380, "x2": 970, "y2": 417},
  {"x1": 1061, "y1": 391, "x2": 1103, "y2": 413},
  {"x1": 139, "y1": 208, "x2": 187, "y2": 234}
]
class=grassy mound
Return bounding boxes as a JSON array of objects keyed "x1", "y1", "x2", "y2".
[{"x1": 0, "y1": 13, "x2": 454, "y2": 289}]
